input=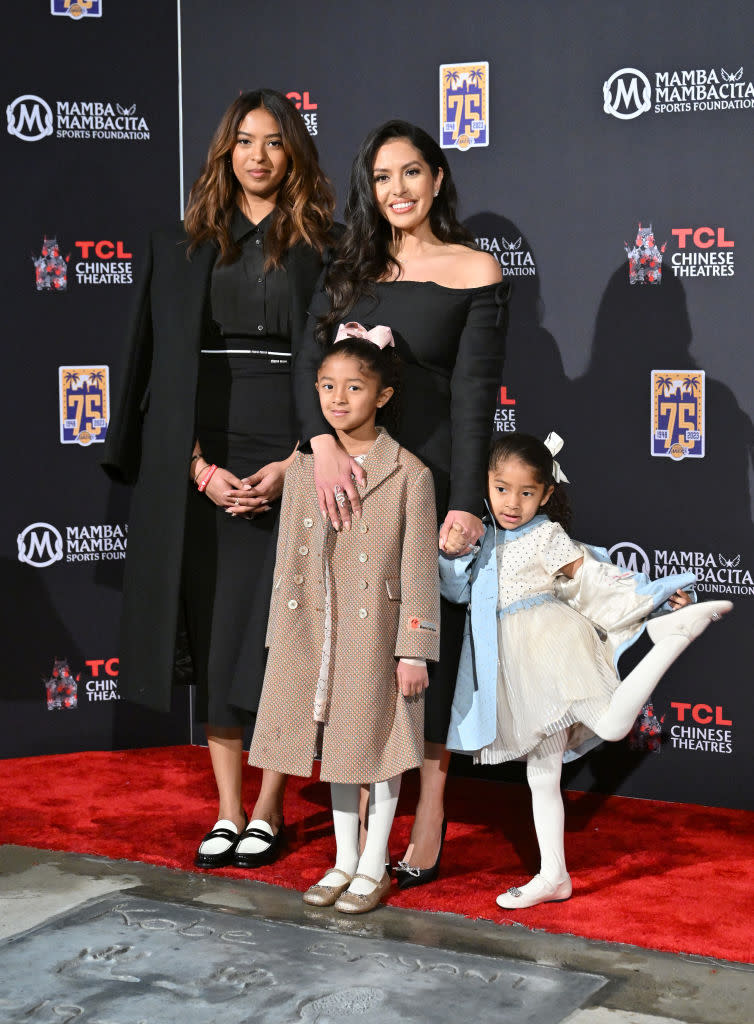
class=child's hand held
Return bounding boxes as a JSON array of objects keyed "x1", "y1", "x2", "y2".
[{"x1": 442, "y1": 521, "x2": 469, "y2": 557}]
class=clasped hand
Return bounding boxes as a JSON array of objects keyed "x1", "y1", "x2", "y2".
[{"x1": 204, "y1": 460, "x2": 287, "y2": 518}]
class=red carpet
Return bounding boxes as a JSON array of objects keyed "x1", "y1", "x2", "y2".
[{"x1": 3, "y1": 746, "x2": 752, "y2": 964}]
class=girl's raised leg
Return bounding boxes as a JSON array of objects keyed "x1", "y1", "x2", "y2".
[{"x1": 594, "y1": 600, "x2": 732, "y2": 741}]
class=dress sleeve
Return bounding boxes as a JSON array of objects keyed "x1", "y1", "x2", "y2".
[
  {"x1": 448, "y1": 282, "x2": 509, "y2": 515},
  {"x1": 292, "y1": 272, "x2": 334, "y2": 445},
  {"x1": 539, "y1": 520, "x2": 583, "y2": 576},
  {"x1": 99, "y1": 231, "x2": 155, "y2": 485}
]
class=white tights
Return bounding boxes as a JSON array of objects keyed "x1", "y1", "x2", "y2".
[
  {"x1": 593, "y1": 634, "x2": 688, "y2": 741},
  {"x1": 525, "y1": 631, "x2": 692, "y2": 885},
  {"x1": 322, "y1": 775, "x2": 400, "y2": 895},
  {"x1": 527, "y1": 732, "x2": 569, "y2": 885}
]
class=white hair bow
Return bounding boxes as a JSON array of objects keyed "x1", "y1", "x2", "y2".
[{"x1": 543, "y1": 431, "x2": 569, "y2": 484}]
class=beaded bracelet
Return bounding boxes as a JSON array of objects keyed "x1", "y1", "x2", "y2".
[{"x1": 196, "y1": 463, "x2": 217, "y2": 492}]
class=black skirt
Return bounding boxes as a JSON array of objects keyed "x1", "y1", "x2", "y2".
[{"x1": 182, "y1": 352, "x2": 295, "y2": 727}]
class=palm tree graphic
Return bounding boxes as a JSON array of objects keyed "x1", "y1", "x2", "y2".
[
  {"x1": 444, "y1": 69, "x2": 460, "y2": 91},
  {"x1": 469, "y1": 67, "x2": 485, "y2": 89},
  {"x1": 683, "y1": 376, "x2": 698, "y2": 395},
  {"x1": 655, "y1": 375, "x2": 673, "y2": 396},
  {"x1": 63, "y1": 371, "x2": 80, "y2": 387}
]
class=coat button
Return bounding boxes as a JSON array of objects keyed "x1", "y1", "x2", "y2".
[
  {"x1": 299, "y1": 545, "x2": 309, "y2": 555},
  {"x1": 358, "y1": 580, "x2": 368, "y2": 590},
  {"x1": 255, "y1": 238, "x2": 262, "y2": 246},
  {"x1": 293, "y1": 575, "x2": 303, "y2": 585},
  {"x1": 257, "y1": 324, "x2": 264, "y2": 332},
  {"x1": 287, "y1": 599, "x2": 298, "y2": 609},
  {"x1": 359, "y1": 522, "x2": 368, "y2": 533},
  {"x1": 303, "y1": 517, "x2": 313, "y2": 528},
  {"x1": 358, "y1": 552, "x2": 368, "y2": 563},
  {"x1": 358, "y1": 608, "x2": 368, "y2": 619}
]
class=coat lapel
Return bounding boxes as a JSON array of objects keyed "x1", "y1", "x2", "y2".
[
  {"x1": 286, "y1": 242, "x2": 325, "y2": 356},
  {"x1": 358, "y1": 429, "x2": 401, "y2": 501},
  {"x1": 181, "y1": 239, "x2": 218, "y2": 353}
]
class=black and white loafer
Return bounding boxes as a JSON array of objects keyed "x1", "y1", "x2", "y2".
[
  {"x1": 194, "y1": 815, "x2": 246, "y2": 869},
  {"x1": 233, "y1": 818, "x2": 286, "y2": 868}
]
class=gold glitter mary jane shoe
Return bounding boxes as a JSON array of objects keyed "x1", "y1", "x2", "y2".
[{"x1": 302, "y1": 868, "x2": 353, "y2": 907}]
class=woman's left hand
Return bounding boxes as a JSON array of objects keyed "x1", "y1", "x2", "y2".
[
  {"x1": 396, "y1": 660, "x2": 429, "y2": 698},
  {"x1": 439, "y1": 510, "x2": 484, "y2": 554},
  {"x1": 668, "y1": 588, "x2": 693, "y2": 610},
  {"x1": 225, "y1": 460, "x2": 287, "y2": 518}
]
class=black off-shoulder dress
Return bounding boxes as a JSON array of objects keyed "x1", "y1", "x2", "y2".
[{"x1": 294, "y1": 279, "x2": 508, "y2": 742}]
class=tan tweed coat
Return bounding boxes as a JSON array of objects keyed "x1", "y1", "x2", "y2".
[{"x1": 248, "y1": 429, "x2": 440, "y2": 784}]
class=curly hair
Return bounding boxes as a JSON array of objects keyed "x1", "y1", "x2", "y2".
[
  {"x1": 317, "y1": 338, "x2": 402, "y2": 435},
  {"x1": 487, "y1": 433, "x2": 573, "y2": 531},
  {"x1": 184, "y1": 89, "x2": 335, "y2": 268},
  {"x1": 314, "y1": 119, "x2": 476, "y2": 345}
]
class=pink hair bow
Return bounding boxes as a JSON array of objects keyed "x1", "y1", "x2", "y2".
[{"x1": 334, "y1": 321, "x2": 395, "y2": 350}]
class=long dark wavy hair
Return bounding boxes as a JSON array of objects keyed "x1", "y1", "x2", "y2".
[
  {"x1": 315, "y1": 119, "x2": 475, "y2": 345},
  {"x1": 184, "y1": 89, "x2": 335, "y2": 268},
  {"x1": 317, "y1": 337, "x2": 402, "y2": 434},
  {"x1": 488, "y1": 433, "x2": 573, "y2": 531}
]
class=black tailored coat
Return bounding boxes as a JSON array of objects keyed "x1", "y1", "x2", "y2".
[{"x1": 101, "y1": 222, "x2": 332, "y2": 713}]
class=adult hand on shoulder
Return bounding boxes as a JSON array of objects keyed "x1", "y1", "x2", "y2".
[
  {"x1": 396, "y1": 660, "x2": 429, "y2": 698},
  {"x1": 439, "y1": 510, "x2": 483, "y2": 554},
  {"x1": 311, "y1": 434, "x2": 365, "y2": 531}
]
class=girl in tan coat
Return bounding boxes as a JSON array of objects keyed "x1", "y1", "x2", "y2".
[{"x1": 249, "y1": 327, "x2": 440, "y2": 912}]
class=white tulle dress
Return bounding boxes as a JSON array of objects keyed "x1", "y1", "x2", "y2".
[{"x1": 478, "y1": 517, "x2": 623, "y2": 765}]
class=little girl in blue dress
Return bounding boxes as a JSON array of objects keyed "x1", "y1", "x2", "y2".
[{"x1": 440, "y1": 431, "x2": 732, "y2": 910}]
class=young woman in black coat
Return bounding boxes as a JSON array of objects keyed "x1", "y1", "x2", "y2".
[{"x1": 102, "y1": 89, "x2": 336, "y2": 868}]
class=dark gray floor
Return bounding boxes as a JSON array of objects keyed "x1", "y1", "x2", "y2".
[{"x1": 1, "y1": 845, "x2": 752, "y2": 1024}]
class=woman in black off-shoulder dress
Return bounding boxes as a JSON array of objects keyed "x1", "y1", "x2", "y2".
[{"x1": 294, "y1": 120, "x2": 509, "y2": 888}]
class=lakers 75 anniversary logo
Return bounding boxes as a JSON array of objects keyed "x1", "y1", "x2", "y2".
[
  {"x1": 51, "y1": 1, "x2": 102, "y2": 18},
  {"x1": 651, "y1": 369, "x2": 705, "y2": 460},
  {"x1": 440, "y1": 62, "x2": 489, "y2": 151},
  {"x1": 59, "y1": 365, "x2": 109, "y2": 445}
]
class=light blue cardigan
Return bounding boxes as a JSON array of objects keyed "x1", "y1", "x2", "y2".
[{"x1": 440, "y1": 514, "x2": 697, "y2": 758}]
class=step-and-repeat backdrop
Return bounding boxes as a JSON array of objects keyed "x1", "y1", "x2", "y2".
[
  {"x1": 4, "y1": 2, "x2": 752, "y2": 810},
  {"x1": 2, "y1": 3, "x2": 190, "y2": 756}
]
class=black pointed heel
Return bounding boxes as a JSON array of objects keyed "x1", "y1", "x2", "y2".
[{"x1": 395, "y1": 818, "x2": 447, "y2": 890}]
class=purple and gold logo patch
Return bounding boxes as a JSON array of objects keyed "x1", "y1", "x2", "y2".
[
  {"x1": 59, "y1": 365, "x2": 109, "y2": 446},
  {"x1": 651, "y1": 369, "x2": 705, "y2": 460},
  {"x1": 440, "y1": 62, "x2": 489, "y2": 151}
]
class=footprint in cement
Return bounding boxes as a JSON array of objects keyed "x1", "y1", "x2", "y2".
[{"x1": 292, "y1": 985, "x2": 386, "y2": 1021}]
